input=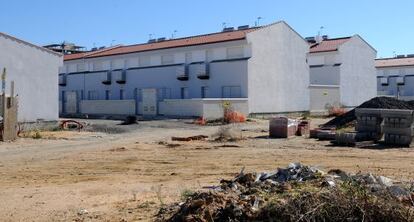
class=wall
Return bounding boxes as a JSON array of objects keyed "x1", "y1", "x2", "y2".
[
  {"x1": 80, "y1": 100, "x2": 135, "y2": 115},
  {"x1": 246, "y1": 22, "x2": 310, "y2": 113},
  {"x1": 309, "y1": 85, "x2": 340, "y2": 112},
  {"x1": 339, "y1": 35, "x2": 377, "y2": 107},
  {"x1": 202, "y1": 99, "x2": 248, "y2": 119},
  {"x1": 159, "y1": 98, "x2": 248, "y2": 119},
  {"x1": 159, "y1": 99, "x2": 203, "y2": 117},
  {"x1": 0, "y1": 34, "x2": 63, "y2": 122}
]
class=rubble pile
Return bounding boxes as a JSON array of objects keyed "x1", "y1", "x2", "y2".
[
  {"x1": 323, "y1": 97, "x2": 414, "y2": 128},
  {"x1": 157, "y1": 163, "x2": 414, "y2": 222}
]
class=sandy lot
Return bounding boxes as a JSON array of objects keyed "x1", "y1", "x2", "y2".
[{"x1": 0, "y1": 118, "x2": 413, "y2": 221}]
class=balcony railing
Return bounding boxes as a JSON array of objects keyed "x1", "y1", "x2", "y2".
[
  {"x1": 116, "y1": 70, "x2": 127, "y2": 84},
  {"x1": 102, "y1": 71, "x2": 112, "y2": 85},
  {"x1": 176, "y1": 65, "x2": 189, "y2": 81},
  {"x1": 196, "y1": 63, "x2": 209, "y2": 79}
]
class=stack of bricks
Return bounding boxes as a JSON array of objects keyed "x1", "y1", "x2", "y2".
[
  {"x1": 269, "y1": 117, "x2": 298, "y2": 138},
  {"x1": 355, "y1": 108, "x2": 383, "y2": 142},
  {"x1": 296, "y1": 120, "x2": 310, "y2": 136},
  {"x1": 382, "y1": 109, "x2": 414, "y2": 146}
]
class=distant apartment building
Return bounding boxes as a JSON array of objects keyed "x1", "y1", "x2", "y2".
[
  {"x1": 0, "y1": 32, "x2": 63, "y2": 122},
  {"x1": 376, "y1": 55, "x2": 414, "y2": 100},
  {"x1": 59, "y1": 21, "x2": 310, "y2": 119},
  {"x1": 306, "y1": 35, "x2": 377, "y2": 112}
]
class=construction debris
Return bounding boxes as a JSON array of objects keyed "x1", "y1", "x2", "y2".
[
  {"x1": 171, "y1": 135, "x2": 208, "y2": 142},
  {"x1": 120, "y1": 116, "x2": 138, "y2": 125},
  {"x1": 157, "y1": 163, "x2": 414, "y2": 221},
  {"x1": 330, "y1": 108, "x2": 414, "y2": 147},
  {"x1": 323, "y1": 97, "x2": 414, "y2": 128}
]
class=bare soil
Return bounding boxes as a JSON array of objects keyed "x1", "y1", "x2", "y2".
[{"x1": 0, "y1": 118, "x2": 413, "y2": 221}]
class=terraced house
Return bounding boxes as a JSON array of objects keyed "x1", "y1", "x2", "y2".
[
  {"x1": 59, "y1": 21, "x2": 310, "y2": 119},
  {"x1": 306, "y1": 35, "x2": 377, "y2": 112},
  {"x1": 376, "y1": 55, "x2": 414, "y2": 100}
]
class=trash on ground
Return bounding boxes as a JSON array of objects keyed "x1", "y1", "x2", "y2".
[
  {"x1": 171, "y1": 135, "x2": 208, "y2": 142},
  {"x1": 156, "y1": 163, "x2": 414, "y2": 221}
]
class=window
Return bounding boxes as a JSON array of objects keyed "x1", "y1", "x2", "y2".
[
  {"x1": 77, "y1": 63, "x2": 86, "y2": 72},
  {"x1": 112, "y1": 59, "x2": 125, "y2": 70},
  {"x1": 88, "y1": 91, "x2": 99, "y2": 100},
  {"x1": 135, "y1": 88, "x2": 143, "y2": 102},
  {"x1": 206, "y1": 49, "x2": 214, "y2": 62},
  {"x1": 126, "y1": 57, "x2": 139, "y2": 68},
  {"x1": 201, "y1": 86, "x2": 209, "y2": 98},
  {"x1": 396, "y1": 77, "x2": 405, "y2": 85},
  {"x1": 185, "y1": 52, "x2": 192, "y2": 64},
  {"x1": 380, "y1": 77, "x2": 389, "y2": 85},
  {"x1": 139, "y1": 56, "x2": 151, "y2": 67},
  {"x1": 180, "y1": 87, "x2": 189, "y2": 99},
  {"x1": 120, "y1": 89, "x2": 125, "y2": 100},
  {"x1": 93, "y1": 61, "x2": 103, "y2": 71},
  {"x1": 226, "y1": 46, "x2": 244, "y2": 59},
  {"x1": 105, "y1": 90, "x2": 111, "y2": 100},
  {"x1": 79, "y1": 90, "x2": 84, "y2": 100},
  {"x1": 161, "y1": 54, "x2": 174, "y2": 65},
  {"x1": 157, "y1": 88, "x2": 172, "y2": 101},
  {"x1": 222, "y1": 86, "x2": 241, "y2": 98},
  {"x1": 60, "y1": 91, "x2": 65, "y2": 101}
]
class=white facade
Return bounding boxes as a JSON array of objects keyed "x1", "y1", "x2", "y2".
[
  {"x1": 308, "y1": 35, "x2": 377, "y2": 112},
  {"x1": 0, "y1": 32, "x2": 63, "y2": 122},
  {"x1": 247, "y1": 22, "x2": 310, "y2": 113},
  {"x1": 59, "y1": 21, "x2": 310, "y2": 119},
  {"x1": 376, "y1": 56, "x2": 414, "y2": 100}
]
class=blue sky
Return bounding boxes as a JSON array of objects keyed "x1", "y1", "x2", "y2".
[{"x1": 1, "y1": 0, "x2": 412, "y2": 58}]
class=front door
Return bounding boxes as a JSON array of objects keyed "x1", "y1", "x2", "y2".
[
  {"x1": 65, "y1": 91, "x2": 78, "y2": 114},
  {"x1": 142, "y1": 88, "x2": 157, "y2": 116}
]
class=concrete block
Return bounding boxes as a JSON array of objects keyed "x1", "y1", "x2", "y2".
[
  {"x1": 384, "y1": 134, "x2": 412, "y2": 146},
  {"x1": 382, "y1": 127, "x2": 414, "y2": 136},
  {"x1": 355, "y1": 108, "x2": 382, "y2": 117}
]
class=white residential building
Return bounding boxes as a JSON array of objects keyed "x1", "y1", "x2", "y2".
[
  {"x1": 59, "y1": 21, "x2": 310, "y2": 119},
  {"x1": 0, "y1": 32, "x2": 63, "y2": 122},
  {"x1": 376, "y1": 55, "x2": 414, "y2": 100},
  {"x1": 307, "y1": 35, "x2": 377, "y2": 112}
]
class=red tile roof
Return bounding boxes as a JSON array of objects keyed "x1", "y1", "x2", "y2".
[
  {"x1": 309, "y1": 37, "x2": 351, "y2": 53},
  {"x1": 64, "y1": 28, "x2": 258, "y2": 61},
  {"x1": 375, "y1": 57, "x2": 414, "y2": 68}
]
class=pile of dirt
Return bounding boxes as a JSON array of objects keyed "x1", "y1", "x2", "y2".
[
  {"x1": 156, "y1": 163, "x2": 414, "y2": 221},
  {"x1": 323, "y1": 97, "x2": 414, "y2": 128}
]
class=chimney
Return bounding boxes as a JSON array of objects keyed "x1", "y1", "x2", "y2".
[{"x1": 315, "y1": 35, "x2": 323, "y2": 43}]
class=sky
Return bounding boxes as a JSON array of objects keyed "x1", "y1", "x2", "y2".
[{"x1": 0, "y1": 0, "x2": 413, "y2": 58}]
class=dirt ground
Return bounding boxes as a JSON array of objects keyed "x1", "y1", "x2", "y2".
[{"x1": 0, "y1": 118, "x2": 414, "y2": 221}]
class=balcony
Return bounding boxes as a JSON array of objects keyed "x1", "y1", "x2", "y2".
[
  {"x1": 176, "y1": 65, "x2": 189, "y2": 81},
  {"x1": 102, "y1": 71, "x2": 112, "y2": 85},
  {"x1": 116, "y1": 70, "x2": 127, "y2": 84},
  {"x1": 196, "y1": 63, "x2": 209, "y2": 80},
  {"x1": 58, "y1": 74, "x2": 67, "y2": 86}
]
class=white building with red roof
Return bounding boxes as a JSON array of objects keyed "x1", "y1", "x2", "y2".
[
  {"x1": 59, "y1": 21, "x2": 310, "y2": 118},
  {"x1": 376, "y1": 55, "x2": 414, "y2": 100},
  {"x1": 307, "y1": 35, "x2": 377, "y2": 112}
]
